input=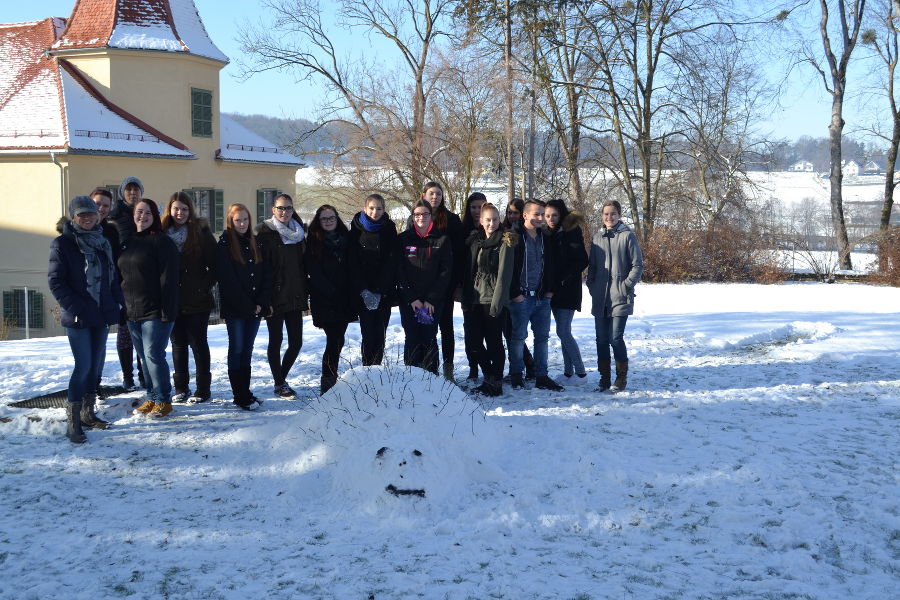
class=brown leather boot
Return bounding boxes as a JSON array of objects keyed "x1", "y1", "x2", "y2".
[
  {"x1": 611, "y1": 360, "x2": 629, "y2": 392},
  {"x1": 598, "y1": 360, "x2": 612, "y2": 392}
]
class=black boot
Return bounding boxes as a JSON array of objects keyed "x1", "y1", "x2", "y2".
[
  {"x1": 80, "y1": 394, "x2": 109, "y2": 430},
  {"x1": 320, "y1": 373, "x2": 338, "y2": 395},
  {"x1": 523, "y1": 346, "x2": 536, "y2": 381},
  {"x1": 228, "y1": 369, "x2": 245, "y2": 405},
  {"x1": 136, "y1": 355, "x2": 146, "y2": 389},
  {"x1": 119, "y1": 346, "x2": 136, "y2": 390},
  {"x1": 66, "y1": 402, "x2": 86, "y2": 444},
  {"x1": 597, "y1": 360, "x2": 612, "y2": 392}
]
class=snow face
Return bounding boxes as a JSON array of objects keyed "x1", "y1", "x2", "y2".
[
  {"x1": 0, "y1": 282, "x2": 898, "y2": 598},
  {"x1": 302, "y1": 365, "x2": 502, "y2": 511}
]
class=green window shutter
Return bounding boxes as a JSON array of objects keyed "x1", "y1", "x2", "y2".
[
  {"x1": 29, "y1": 290, "x2": 44, "y2": 329},
  {"x1": 214, "y1": 190, "x2": 224, "y2": 232},
  {"x1": 2, "y1": 291, "x2": 12, "y2": 324},
  {"x1": 257, "y1": 190, "x2": 265, "y2": 225},
  {"x1": 191, "y1": 88, "x2": 213, "y2": 137}
]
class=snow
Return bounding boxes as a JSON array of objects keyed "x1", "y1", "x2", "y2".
[
  {"x1": 168, "y1": 0, "x2": 229, "y2": 63},
  {"x1": 108, "y1": 23, "x2": 186, "y2": 53},
  {"x1": 1, "y1": 282, "x2": 898, "y2": 599},
  {"x1": 60, "y1": 68, "x2": 193, "y2": 157},
  {"x1": 219, "y1": 114, "x2": 302, "y2": 166}
]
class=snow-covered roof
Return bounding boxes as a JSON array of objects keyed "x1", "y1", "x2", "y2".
[
  {"x1": 52, "y1": 0, "x2": 228, "y2": 63},
  {"x1": 218, "y1": 115, "x2": 302, "y2": 166},
  {"x1": 0, "y1": 18, "x2": 192, "y2": 157}
]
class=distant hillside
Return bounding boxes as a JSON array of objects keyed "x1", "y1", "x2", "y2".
[{"x1": 224, "y1": 113, "x2": 341, "y2": 165}]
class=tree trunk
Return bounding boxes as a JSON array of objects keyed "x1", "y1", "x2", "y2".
[
  {"x1": 828, "y1": 99, "x2": 853, "y2": 270},
  {"x1": 505, "y1": 0, "x2": 515, "y2": 208}
]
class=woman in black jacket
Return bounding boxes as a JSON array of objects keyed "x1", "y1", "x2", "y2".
[
  {"x1": 217, "y1": 203, "x2": 271, "y2": 410},
  {"x1": 397, "y1": 200, "x2": 453, "y2": 374},
  {"x1": 420, "y1": 182, "x2": 464, "y2": 380},
  {"x1": 256, "y1": 193, "x2": 307, "y2": 399},
  {"x1": 545, "y1": 199, "x2": 590, "y2": 382},
  {"x1": 49, "y1": 196, "x2": 124, "y2": 442},
  {"x1": 461, "y1": 203, "x2": 517, "y2": 397},
  {"x1": 162, "y1": 192, "x2": 217, "y2": 403},
  {"x1": 348, "y1": 194, "x2": 397, "y2": 366},
  {"x1": 118, "y1": 199, "x2": 180, "y2": 418},
  {"x1": 459, "y1": 192, "x2": 486, "y2": 384},
  {"x1": 305, "y1": 205, "x2": 356, "y2": 393}
]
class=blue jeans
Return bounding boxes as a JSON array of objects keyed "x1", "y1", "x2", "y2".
[
  {"x1": 553, "y1": 307, "x2": 585, "y2": 376},
  {"x1": 594, "y1": 315, "x2": 629, "y2": 362},
  {"x1": 66, "y1": 326, "x2": 109, "y2": 404},
  {"x1": 128, "y1": 319, "x2": 175, "y2": 403},
  {"x1": 226, "y1": 317, "x2": 261, "y2": 370},
  {"x1": 508, "y1": 295, "x2": 551, "y2": 377}
]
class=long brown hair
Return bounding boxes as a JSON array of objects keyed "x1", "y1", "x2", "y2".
[
  {"x1": 307, "y1": 204, "x2": 349, "y2": 257},
  {"x1": 225, "y1": 203, "x2": 262, "y2": 264},
  {"x1": 422, "y1": 181, "x2": 449, "y2": 230},
  {"x1": 161, "y1": 192, "x2": 203, "y2": 258}
]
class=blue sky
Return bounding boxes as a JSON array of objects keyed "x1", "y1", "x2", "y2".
[{"x1": 4, "y1": 0, "x2": 860, "y2": 141}]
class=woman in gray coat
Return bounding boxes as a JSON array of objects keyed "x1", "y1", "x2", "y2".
[{"x1": 586, "y1": 200, "x2": 643, "y2": 392}]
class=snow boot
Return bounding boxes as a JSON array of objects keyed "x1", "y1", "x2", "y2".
[
  {"x1": 320, "y1": 373, "x2": 338, "y2": 395},
  {"x1": 66, "y1": 402, "x2": 87, "y2": 444},
  {"x1": 597, "y1": 360, "x2": 612, "y2": 392},
  {"x1": 228, "y1": 369, "x2": 246, "y2": 406},
  {"x1": 80, "y1": 393, "x2": 109, "y2": 430},
  {"x1": 611, "y1": 360, "x2": 628, "y2": 392}
]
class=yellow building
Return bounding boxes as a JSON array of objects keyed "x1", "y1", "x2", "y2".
[{"x1": 0, "y1": 0, "x2": 301, "y2": 339}]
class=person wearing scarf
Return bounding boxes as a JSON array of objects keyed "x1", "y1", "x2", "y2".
[
  {"x1": 396, "y1": 200, "x2": 452, "y2": 374},
  {"x1": 461, "y1": 203, "x2": 517, "y2": 397},
  {"x1": 49, "y1": 196, "x2": 125, "y2": 443},
  {"x1": 255, "y1": 194, "x2": 308, "y2": 399},
  {"x1": 348, "y1": 194, "x2": 398, "y2": 366}
]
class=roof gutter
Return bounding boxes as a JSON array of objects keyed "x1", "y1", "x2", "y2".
[{"x1": 50, "y1": 151, "x2": 65, "y2": 217}]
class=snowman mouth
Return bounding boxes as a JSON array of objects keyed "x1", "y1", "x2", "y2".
[{"x1": 385, "y1": 484, "x2": 426, "y2": 498}]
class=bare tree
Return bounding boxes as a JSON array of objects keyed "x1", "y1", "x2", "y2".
[{"x1": 239, "y1": 0, "x2": 454, "y2": 208}]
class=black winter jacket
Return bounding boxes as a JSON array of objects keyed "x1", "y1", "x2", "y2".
[
  {"x1": 118, "y1": 230, "x2": 180, "y2": 322},
  {"x1": 305, "y1": 232, "x2": 357, "y2": 327},
  {"x1": 348, "y1": 212, "x2": 398, "y2": 298},
  {"x1": 255, "y1": 221, "x2": 308, "y2": 314},
  {"x1": 407, "y1": 207, "x2": 464, "y2": 291},
  {"x1": 108, "y1": 198, "x2": 136, "y2": 244},
  {"x1": 509, "y1": 224, "x2": 557, "y2": 299},
  {"x1": 462, "y1": 228, "x2": 517, "y2": 317},
  {"x1": 48, "y1": 222, "x2": 124, "y2": 329},
  {"x1": 173, "y1": 222, "x2": 218, "y2": 315},
  {"x1": 216, "y1": 231, "x2": 271, "y2": 319},
  {"x1": 396, "y1": 226, "x2": 452, "y2": 306},
  {"x1": 549, "y1": 212, "x2": 589, "y2": 311}
]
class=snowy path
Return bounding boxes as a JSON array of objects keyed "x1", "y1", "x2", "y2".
[{"x1": 1, "y1": 283, "x2": 898, "y2": 599}]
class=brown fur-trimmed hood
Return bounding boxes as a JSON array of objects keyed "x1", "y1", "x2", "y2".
[{"x1": 561, "y1": 210, "x2": 585, "y2": 233}]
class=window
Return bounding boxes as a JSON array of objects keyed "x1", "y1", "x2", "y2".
[
  {"x1": 3, "y1": 289, "x2": 44, "y2": 329},
  {"x1": 191, "y1": 88, "x2": 213, "y2": 137},
  {"x1": 257, "y1": 189, "x2": 279, "y2": 223},
  {"x1": 182, "y1": 188, "x2": 224, "y2": 231}
]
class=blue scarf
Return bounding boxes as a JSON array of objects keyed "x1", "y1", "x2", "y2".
[{"x1": 359, "y1": 211, "x2": 383, "y2": 232}]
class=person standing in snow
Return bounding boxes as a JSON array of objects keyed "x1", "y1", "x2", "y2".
[
  {"x1": 105, "y1": 177, "x2": 146, "y2": 390},
  {"x1": 459, "y1": 192, "x2": 487, "y2": 385},
  {"x1": 544, "y1": 199, "x2": 590, "y2": 384},
  {"x1": 118, "y1": 199, "x2": 180, "y2": 418},
  {"x1": 586, "y1": 199, "x2": 644, "y2": 392},
  {"x1": 162, "y1": 192, "x2": 217, "y2": 404},
  {"x1": 216, "y1": 203, "x2": 271, "y2": 410},
  {"x1": 305, "y1": 205, "x2": 356, "y2": 394},
  {"x1": 500, "y1": 197, "x2": 535, "y2": 380},
  {"x1": 461, "y1": 203, "x2": 517, "y2": 397},
  {"x1": 396, "y1": 200, "x2": 453, "y2": 374},
  {"x1": 256, "y1": 194, "x2": 307, "y2": 399},
  {"x1": 49, "y1": 196, "x2": 125, "y2": 443},
  {"x1": 348, "y1": 194, "x2": 397, "y2": 366}
]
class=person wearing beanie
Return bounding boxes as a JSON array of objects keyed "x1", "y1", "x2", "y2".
[{"x1": 49, "y1": 196, "x2": 124, "y2": 442}]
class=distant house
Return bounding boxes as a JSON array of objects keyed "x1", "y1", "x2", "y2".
[
  {"x1": 841, "y1": 160, "x2": 861, "y2": 177},
  {"x1": 0, "y1": 0, "x2": 302, "y2": 338},
  {"x1": 863, "y1": 159, "x2": 886, "y2": 175},
  {"x1": 789, "y1": 160, "x2": 814, "y2": 172}
]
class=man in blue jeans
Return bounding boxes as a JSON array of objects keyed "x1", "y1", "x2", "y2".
[{"x1": 508, "y1": 200, "x2": 564, "y2": 391}]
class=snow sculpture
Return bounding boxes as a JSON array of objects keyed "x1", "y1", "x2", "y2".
[{"x1": 300, "y1": 365, "x2": 502, "y2": 510}]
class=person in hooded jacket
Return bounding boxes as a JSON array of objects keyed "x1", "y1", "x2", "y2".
[
  {"x1": 217, "y1": 203, "x2": 271, "y2": 410},
  {"x1": 348, "y1": 194, "x2": 397, "y2": 366},
  {"x1": 461, "y1": 203, "x2": 517, "y2": 397},
  {"x1": 305, "y1": 205, "x2": 356, "y2": 394},
  {"x1": 105, "y1": 177, "x2": 145, "y2": 389},
  {"x1": 396, "y1": 200, "x2": 453, "y2": 374},
  {"x1": 49, "y1": 196, "x2": 124, "y2": 443},
  {"x1": 118, "y1": 198, "x2": 180, "y2": 418},
  {"x1": 586, "y1": 199, "x2": 644, "y2": 392},
  {"x1": 256, "y1": 193, "x2": 307, "y2": 399},
  {"x1": 545, "y1": 199, "x2": 590, "y2": 384},
  {"x1": 162, "y1": 192, "x2": 217, "y2": 403}
]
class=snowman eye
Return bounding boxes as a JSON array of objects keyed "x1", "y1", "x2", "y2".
[
  {"x1": 376, "y1": 447, "x2": 388, "y2": 458},
  {"x1": 412, "y1": 450, "x2": 422, "y2": 457}
]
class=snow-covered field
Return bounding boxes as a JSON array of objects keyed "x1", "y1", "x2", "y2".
[{"x1": 1, "y1": 283, "x2": 898, "y2": 600}]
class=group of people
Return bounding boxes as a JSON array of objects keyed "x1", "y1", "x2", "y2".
[{"x1": 48, "y1": 177, "x2": 643, "y2": 444}]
